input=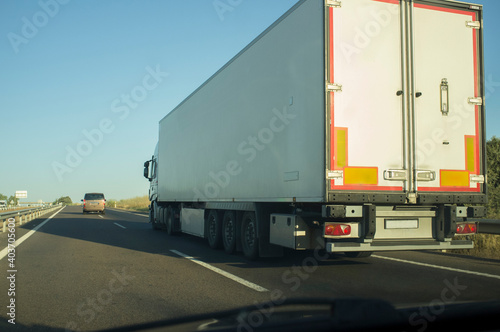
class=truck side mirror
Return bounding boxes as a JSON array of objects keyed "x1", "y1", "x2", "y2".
[{"x1": 144, "y1": 161, "x2": 150, "y2": 180}]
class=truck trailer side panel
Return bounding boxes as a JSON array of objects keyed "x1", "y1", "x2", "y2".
[{"x1": 158, "y1": 0, "x2": 326, "y2": 203}]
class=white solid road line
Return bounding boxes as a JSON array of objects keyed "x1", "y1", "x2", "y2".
[
  {"x1": 373, "y1": 254, "x2": 500, "y2": 280},
  {"x1": 170, "y1": 249, "x2": 268, "y2": 292},
  {"x1": 99, "y1": 215, "x2": 104, "y2": 219},
  {"x1": 109, "y1": 208, "x2": 148, "y2": 218},
  {"x1": 113, "y1": 222, "x2": 126, "y2": 229},
  {"x1": 0, "y1": 206, "x2": 65, "y2": 261}
]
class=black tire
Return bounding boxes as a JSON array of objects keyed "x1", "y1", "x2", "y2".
[
  {"x1": 152, "y1": 203, "x2": 161, "y2": 230},
  {"x1": 149, "y1": 206, "x2": 156, "y2": 227},
  {"x1": 161, "y1": 206, "x2": 168, "y2": 229},
  {"x1": 207, "y1": 210, "x2": 222, "y2": 249},
  {"x1": 166, "y1": 206, "x2": 174, "y2": 235},
  {"x1": 345, "y1": 251, "x2": 373, "y2": 258},
  {"x1": 241, "y1": 212, "x2": 259, "y2": 260},
  {"x1": 101, "y1": 210, "x2": 106, "y2": 215},
  {"x1": 222, "y1": 211, "x2": 237, "y2": 254},
  {"x1": 149, "y1": 203, "x2": 161, "y2": 231}
]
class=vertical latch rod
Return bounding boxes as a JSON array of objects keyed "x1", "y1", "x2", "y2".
[{"x1": 440, "y1": 78, "x2": 449, "y2": 116}]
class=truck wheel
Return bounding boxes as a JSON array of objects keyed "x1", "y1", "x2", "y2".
[
  {"x1": 151, "y1": 202, "x2": 160, "y2": 230},
  {"x1": 222, "y1": 211, "x2": 237, "y2": 254},
  {"x1": 207, "y1": 210, "x2": 222, "y2": 249},
  {"x1": 345, "y1": 251, "x2": 373, "y2": 258},
  {"x1": 241, "y1": 212, "x2": 259, "y2": 260},
  {"x1": 149, "y1": 207, "x2": 154, "y2": 223}
]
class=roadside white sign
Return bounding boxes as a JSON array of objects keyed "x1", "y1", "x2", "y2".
[{"x1": 15, "y1": 191, "x2": 28, "y2": 198}]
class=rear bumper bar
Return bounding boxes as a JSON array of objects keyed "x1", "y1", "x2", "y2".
[{"x1": 327, "y1": 240, "x2": 473, "y2": 252}]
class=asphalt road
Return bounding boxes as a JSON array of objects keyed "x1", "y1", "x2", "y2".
[{"x1": 1, "y1": 205, "x2": 499, "y2": 331}]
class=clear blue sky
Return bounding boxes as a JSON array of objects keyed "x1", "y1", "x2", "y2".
[{"x1": 0, "y1": 0, "x2": 499, "y2": 203}]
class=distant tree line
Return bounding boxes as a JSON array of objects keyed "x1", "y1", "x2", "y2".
[
  {"x1": 0, "y1": 193, "x2": 73, "y2": 206},
  {"x1": 0, "y1": 193, "x2": 19, "y2": 206},
  {"x1": 53, "y1": 196, "x2": 73, "y2": 205}
]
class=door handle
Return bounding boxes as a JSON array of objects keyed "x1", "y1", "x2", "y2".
[
  {"x1": 416, "y1": 170, "x2": 436, "y2": 182},
  {"x1": 440, "y1": 78, "x2": 449, "y2": 116}
]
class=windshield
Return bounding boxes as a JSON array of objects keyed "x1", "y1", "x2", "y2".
[
  {"x1": 1, "y1": 0, "x2": 499, "y2": 331},
  {"x1": 84, "y1": 194, "x2": 105, "y2": 201}
]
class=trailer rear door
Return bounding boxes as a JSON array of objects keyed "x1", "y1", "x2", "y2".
[
  {"x1": 327, "y1": 0, "x2": 406, "y2": 194},
  {"x1": 412, "y1": 1, "x2": 484, "y2": 194},
  {"x1": 326, "y1": 0, "x2": 485, "y2": 202}
]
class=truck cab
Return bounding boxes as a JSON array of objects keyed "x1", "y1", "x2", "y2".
[{"x1": 144, "y1": 143, "x2": 159, "y2": 223}]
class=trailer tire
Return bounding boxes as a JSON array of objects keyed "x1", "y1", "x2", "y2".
[
  {"x1": 159, "y1": 206, "x2": 165, "y2": 228},
  {"x1": 345, "y1": 251, "x2": 373, "y2": 258},
  {"x1": 166, "y1": 206, "x2": 176, "y2": 235},
  {"x1": 207, "y1": 210, "x2": 222, "y2": 249},
  {"x1": 241, "y1": 212, "x2": 259, "y2": 260},
  {"x1": 222, "y1": 211, "x2": 237, "y2": 254}
]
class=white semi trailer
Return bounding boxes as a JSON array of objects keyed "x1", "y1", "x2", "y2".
[{"x1": 144, "y1": 0, "x2": 487, "y2": 259}]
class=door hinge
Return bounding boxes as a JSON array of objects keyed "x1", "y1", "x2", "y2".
[
  {"x1": 470, "y1": 174, "x2": 485, "y2": 184},
  {"x1": 326, "y1": 0, "x2": 341, "y2": 8},
  {"x1": 327, "y1": 170, "x2": 343, "y2": 179},
  {"x1": 466, "y1": 21, "x2": 481, "y2": 29},
  {"x1": 468, "y1": 97, "x2": 483, "y2": 106},
  {"x1": 327, "y1": 83, "x2": 342, "y2": 92}
]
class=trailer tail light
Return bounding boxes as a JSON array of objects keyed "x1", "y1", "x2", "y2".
[
  {"x1": 456, "y1": 222, "x2": 477, "y2": 235},
  {"x1": 325, "y1": 223, "x2": 351, "y2": 236}
]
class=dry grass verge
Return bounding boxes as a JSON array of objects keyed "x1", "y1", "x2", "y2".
[
  {"x1": 108, "y1": 196, "x2": 149, "y2": 212},
  {"x1": 452, "y1": 234, "x2": 500, "y2": 260}
]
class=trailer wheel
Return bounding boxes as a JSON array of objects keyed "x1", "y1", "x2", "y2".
[
  {"x1": 345, "y1": 251, "x2": 373, "y2": 258},
  {"x1": 166, "y1": 206, "x2": 176, "y2": 235},
  {"x1": 207, "y1": 210, "x2": 222, "y2": 249},
  {"x1": 222, "y1": 211, "x2": 237, "y2": 254},
  {"x1": 241, "y1": 212, "x2": 259, "y2": 260},
  {"x1": 159, "y1": 206, "x2": 165, "y2": 228}
]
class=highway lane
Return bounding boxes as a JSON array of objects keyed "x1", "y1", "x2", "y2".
[
  {"x1": 0, "y1": 206, "x2": 270, "y2": 331},
  {"x1": 1, "y1": 205, "x2": 499, "y2": 331}
]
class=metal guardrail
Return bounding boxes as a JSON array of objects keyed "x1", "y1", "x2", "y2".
[
  {"x1": 0, "y1": 204, "x2": 63, "y2": 233},
  {"x1": 473, "y1": 219, "x2": 500, "y2": 235}
]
